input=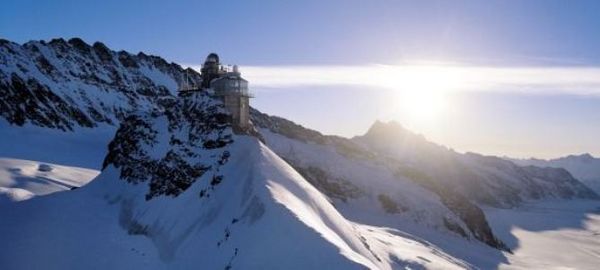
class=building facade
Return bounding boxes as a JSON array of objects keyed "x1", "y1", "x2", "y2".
[{"x1": 186, "y1": 53, "x2": 252, "y2": 130}]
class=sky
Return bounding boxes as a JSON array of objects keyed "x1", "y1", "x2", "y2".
[{"x1": 2, "y1": 0, "x2": 600, "y2": 158}]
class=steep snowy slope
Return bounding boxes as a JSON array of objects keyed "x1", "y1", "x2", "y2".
[
  {"x1": 0, "y1": 158, "x2": 98, "y2": 203},
  {"x1": 0, "y1": 92, "x2": 466, "y2": 270},
  {"x1": 513, "y1": 154, "x2": 600, "y2": 194},
  {"x1": 251, "y1": 110, "x2": 598, "y2": 254},
  {"x1": 251, "y1": 110, "x2": 509, "y2": 251}
]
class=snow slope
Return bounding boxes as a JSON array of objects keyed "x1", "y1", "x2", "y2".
[
  {"x1": 252, "y1": 112, "x2": 597, "y2": 246},
  {"x1": 250, "y1": 112, "x2": 600, "y2": 268},
  {"x1": 0, "y1": 119, "x2": 115, "y2": 169},
  {"x1": 0, "y1": 158, "x2": 98, "y2": 203},
  {"x1": 258, "y1": 128, "x2": 475, "y2": 239},
  {"x1": 0, "y1": 140, "x2": 466, "y2": 269},
  {"x1": 0, "y1": 93, "x2": 466, "y2": 269}
]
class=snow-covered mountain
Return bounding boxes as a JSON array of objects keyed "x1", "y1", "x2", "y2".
[
  {"x1": 0, "y1": 39, "x2": 468, "y2": 269},
  {"x1": 0, "y1": 90, "x2": 468, "y2": 269},
  {"x1": 1, "y1": 38, "x2": 598, "y2": 269},
  {"x1": 356, "y1": 121, "x2": 597, "y2": 204},
  {"x1": 0, "y1": 38, "x2": 204, "y2": 168},
  {"x1": 0, "y1": 38, "x2": 195, "y2": 130},
  {"x1": 512, "y1": 154, "x2": 600, "y2": 194},
  {"x1": 251, "y1": 111, "x2": 598, "y2": 253}
]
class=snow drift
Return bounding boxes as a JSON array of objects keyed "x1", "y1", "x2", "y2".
[{"x1": 0, "y1": 158, "x2": 98, "y2": 204}]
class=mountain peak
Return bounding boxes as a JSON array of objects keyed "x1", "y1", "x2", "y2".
[
  {"x1": 358, "y1": 120, "x2": 430, "y2": 147},
  {"x1": 571, "y1": 153, "x2": 595, "y2": 160},
  {"x1": 363, "y1": 120, "x2": 408, "y2": 138}
]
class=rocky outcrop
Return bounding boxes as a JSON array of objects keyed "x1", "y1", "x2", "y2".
[
  {"x1": 0, "y1": 38, "x2": 201, "y2": 130},
  {"x1": 103, "y1": 92, "x2": 233, "y2": 200}
]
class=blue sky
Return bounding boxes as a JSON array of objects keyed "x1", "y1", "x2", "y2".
[{"x1": 2, "y1": 0, "x2": 600, "y2": 158}]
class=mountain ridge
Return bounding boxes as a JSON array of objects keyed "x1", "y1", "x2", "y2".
[
  {"x1": 1, "y1": 37, "x2": 599, "y2": 269},
  {"x1": 511, "y1": 153, "x2": 600, "y2": 194},
  {"x1": 0, "y1": 87, "x2": 465, "y2": 269}
]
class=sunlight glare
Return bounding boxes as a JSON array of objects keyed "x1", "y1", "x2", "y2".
[{"x1": 378, "y1": 65, "x2": 462, "y2": 126}]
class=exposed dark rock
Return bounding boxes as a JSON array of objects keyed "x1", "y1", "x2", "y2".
[
  {"x1": 443, "y1": 218, "x2": 468, "y2": 238},
  {"x1": 68, "y1": 37, "x2": 91, "y2": 54},
  {"x1": 103, "y1": 93, "x2": 234, "y2": 200},
  {"x1": 251, "y1": 108, "x2": 373, "y2": 160},
  {"x1": 251, "y1": 108, "x2": 326, "y2": 144},
  {"x1": 285, "y1": 159, "x2": 362, "y2": 203},
  {"x1": 0, "y1": 73, "x2": 95, "y2": 130},
  {"x1": 35, "y1": 55, "x2": 56, "y2": 75},
  {"x1": 0, "y1": 38, "x2": 198, "y2": 130},
  {"x1": 117, "y1": 51, "x2": 139, "y2": 68},
  {"x1": 377, "y1": 194, "x2": 406, "y2": 214},
  {"x1": 92, "y1": 42, "x2": 114, "y2": 63},
  {"x1": 38, "y1": 164, "x2": 53, "y2": 172},
  {"x1": 48, "y1": 38, "x2": 67, "y2": 46},
  {"x1": 395, "y1": 165, "x2": 509, "y2": 251}
]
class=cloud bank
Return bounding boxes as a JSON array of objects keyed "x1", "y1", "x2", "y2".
[{"x1": 187, "y1": 64, "x2": 600, "y2": 96}]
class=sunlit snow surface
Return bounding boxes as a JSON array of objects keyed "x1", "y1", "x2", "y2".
[
  {"x1": 0, "y1": 137, "x2": 467, "y2": 269},
  {"x1": 0, "y1": 158, "x2": 98, "y2": 203},
  {"x1": 486, "y1": 200, "x2": 600, "y2": 270},
  {"x1": 1, "y1": 122, "x2": 599, "y2": 268},
  {"x1": 0, "y1": 120, "x2": 116, "y2": 170},
  {"x1": 1, "y1": 138, "x2": 599, "y2": 269}
]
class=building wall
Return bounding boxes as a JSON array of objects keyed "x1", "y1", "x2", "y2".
[
  {"x1": 239, "y1": 97, "x2": 249, "y2": 127},
  {"x1": 223, "y1": 95, "x2": 250, "y2": 129}
]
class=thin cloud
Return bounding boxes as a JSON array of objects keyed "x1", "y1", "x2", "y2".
[{"x1": 186, "y1": 64, "x2": 600, "y2": 96}]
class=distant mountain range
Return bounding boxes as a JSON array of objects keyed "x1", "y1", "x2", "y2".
[
  {"x1": 511, "y1": 153, "x2": 600, "y2": 194},
  {"x1": 0, "y1": 38, "x2": 598, "y2": 269}
]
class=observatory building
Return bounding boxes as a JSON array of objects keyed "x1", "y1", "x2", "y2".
[{"x1": 180, "y1": 53, "x2": 253, "y2": 130}]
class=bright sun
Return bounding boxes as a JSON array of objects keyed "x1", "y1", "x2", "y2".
[
  {"x1": 378, "y1": 65, "x2": 461, "y2": 126},
  {"x1": 398, "y1": 89, "x2": 447, "y2": 124}
]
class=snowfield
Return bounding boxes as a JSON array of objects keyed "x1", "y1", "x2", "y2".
[
  {"x1": 486, "y1": 200, "x2": 600, "y2": 270},
  {"x1": 0, "y1": 157, "x2": 99, "y2": 203},
  {"x1": 0, "y1": 119, "x2": 116, "y2": 170}
]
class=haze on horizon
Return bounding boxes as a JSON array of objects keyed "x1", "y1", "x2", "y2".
[{"x1": 2, "y1": 0, "x2": 599, "y2": 159}]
